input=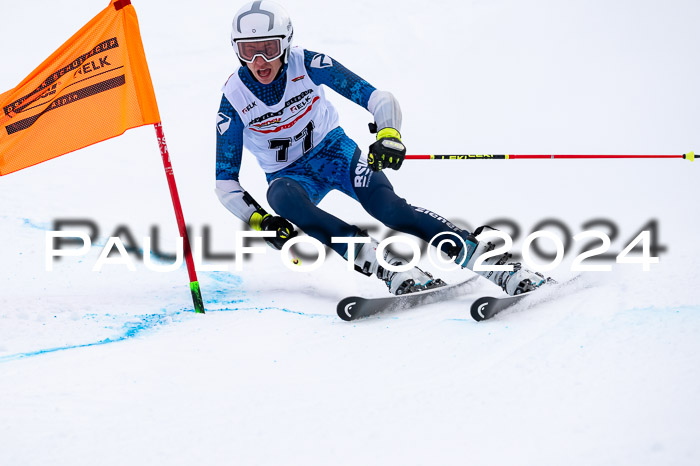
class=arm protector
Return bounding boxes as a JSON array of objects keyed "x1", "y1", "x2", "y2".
[
  {"x1": 215, "y1": 179, "x2": 269, "y2": 229},
  {"x1": 367, "y1": 89, "x2": 402, "y2": 132}
]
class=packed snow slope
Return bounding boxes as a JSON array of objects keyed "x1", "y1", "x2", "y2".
[{"x1": 1, "y1": 1, "x2": 698, "y2": 465}]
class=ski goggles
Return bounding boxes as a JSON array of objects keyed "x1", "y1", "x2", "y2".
[{"x1": 236, "y1": 38, "x2": 284, "y2": 63}]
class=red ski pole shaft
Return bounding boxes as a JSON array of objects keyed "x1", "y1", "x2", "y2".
[
  {"x1": 406, "y1": 152, "x2": 694, "y2": 161},
  {"x1": 154, "y1": 122, "x2": 205, "y2": 314}
]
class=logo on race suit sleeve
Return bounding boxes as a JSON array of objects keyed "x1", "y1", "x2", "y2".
[
  {"x1": 310, "y1": 53, "x2": 333, "y2": 68},
  {"x1": 217, "y1": 112, "x2": 232, "y2": 135},
  {"x1": 354, "y1": 152, "x2": 373, "y2": 188}
]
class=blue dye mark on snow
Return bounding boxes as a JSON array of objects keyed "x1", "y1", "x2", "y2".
[
  {"x1": 0, "y1": 215, "x2": 52, "y2": 232},
  {"x1": 444, "y1": 305, "x2": 700, "y2": 324},
  {"x1": 626, "y1": 305, "x2": 698, "y2": 314},
  {"x1": 201, "y1": 272, "x2": 330, "y2": 318},
  {"x1": 0, "y1": 304, "x2": 329, "y2": 363},
  {"x1": 0, "y1": 312, "x2": 186, "y2": 363},
  {"x1": 208, "y1": 305, "x2": 331, "y2": 319},
  {"x1": 205, "y1": 271, "x2": 244, "y2": 288},
  {"x1": 202, "y1": 272, "x2": 251, "y2": 308},
  {"x1": 20, "y1": 217, "x2": 52, "y2": 231},
  {"x1": 0, "y1": 222, "x2": 332, "y2": 360}
]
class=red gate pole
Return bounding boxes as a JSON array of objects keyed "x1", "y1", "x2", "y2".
[{"x1": 154, "y1": 122, "x2": 205, "y2": 314}]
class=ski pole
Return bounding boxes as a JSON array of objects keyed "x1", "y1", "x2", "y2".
[{"x1": 406, "y1": 152, "x2": 694, "y2": 161}]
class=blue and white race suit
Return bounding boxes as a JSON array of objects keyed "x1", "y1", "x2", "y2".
[{"x1": 215, "y1": 46, "x2": 462, "y2": 256}]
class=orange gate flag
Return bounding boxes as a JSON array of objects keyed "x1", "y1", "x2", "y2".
[{"x1": 0, "y1": 0, "x2": 160, "y2": 176}]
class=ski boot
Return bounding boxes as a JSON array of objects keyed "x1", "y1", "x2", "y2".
[
  {"x1": 452, "y1": 226, "x2": 549, "y2": 296},
  {"x1": 347, "y1": 236, "x2": 445, "y2": 295}
]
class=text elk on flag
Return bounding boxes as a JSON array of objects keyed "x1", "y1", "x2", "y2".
[
  {"x1": 0, "y1": 0, "x2": 205, "y2": 314},
  {"x1": 0, "y1": 0, "x2": 159, "y2": 176}
]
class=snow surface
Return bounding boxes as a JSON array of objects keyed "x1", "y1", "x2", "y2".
[{"x1": 1, "y1": 0, "x2": 699, "y2": 465}]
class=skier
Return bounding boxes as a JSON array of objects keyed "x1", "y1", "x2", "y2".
[{"x1": 216, "y1": 0, "x2": 546, "y2": 296}]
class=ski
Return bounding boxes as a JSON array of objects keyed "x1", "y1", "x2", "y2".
[
  {"x1": 470, "y1": 293, "x2": 532, "y2": 321},
  {"x1": 470, "y1": 275, "x2": 582, "y2": 321},
  {"x1": 337, "y1": 276, "x2": 480, "y2": 321}
]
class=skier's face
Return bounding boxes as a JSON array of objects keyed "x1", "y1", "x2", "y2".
[{"x1": 247, "y1": 56, "x2": 282, "y2": 85}]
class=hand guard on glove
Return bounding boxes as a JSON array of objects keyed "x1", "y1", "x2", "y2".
[
  {"x1": 368, "y1": 127, "x2": 406, "y2": 172},
  {"x1": 261, "y1": 215, "x2": 297, "y2": 250},
  {"x1": 249, "y1": 211, "x2": 298, "y2": 250}
]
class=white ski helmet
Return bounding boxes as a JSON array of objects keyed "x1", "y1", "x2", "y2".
[{"x1": 231, "y1": 1, "x2": 294, "y2": 65}]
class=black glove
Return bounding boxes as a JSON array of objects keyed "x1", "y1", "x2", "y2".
[
  {"x1": 260, "y1": 214, "x2": 298, "y2": 250},
  {"x1": 368, "y1": 127, "x2": 406, "y2": 171}
]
